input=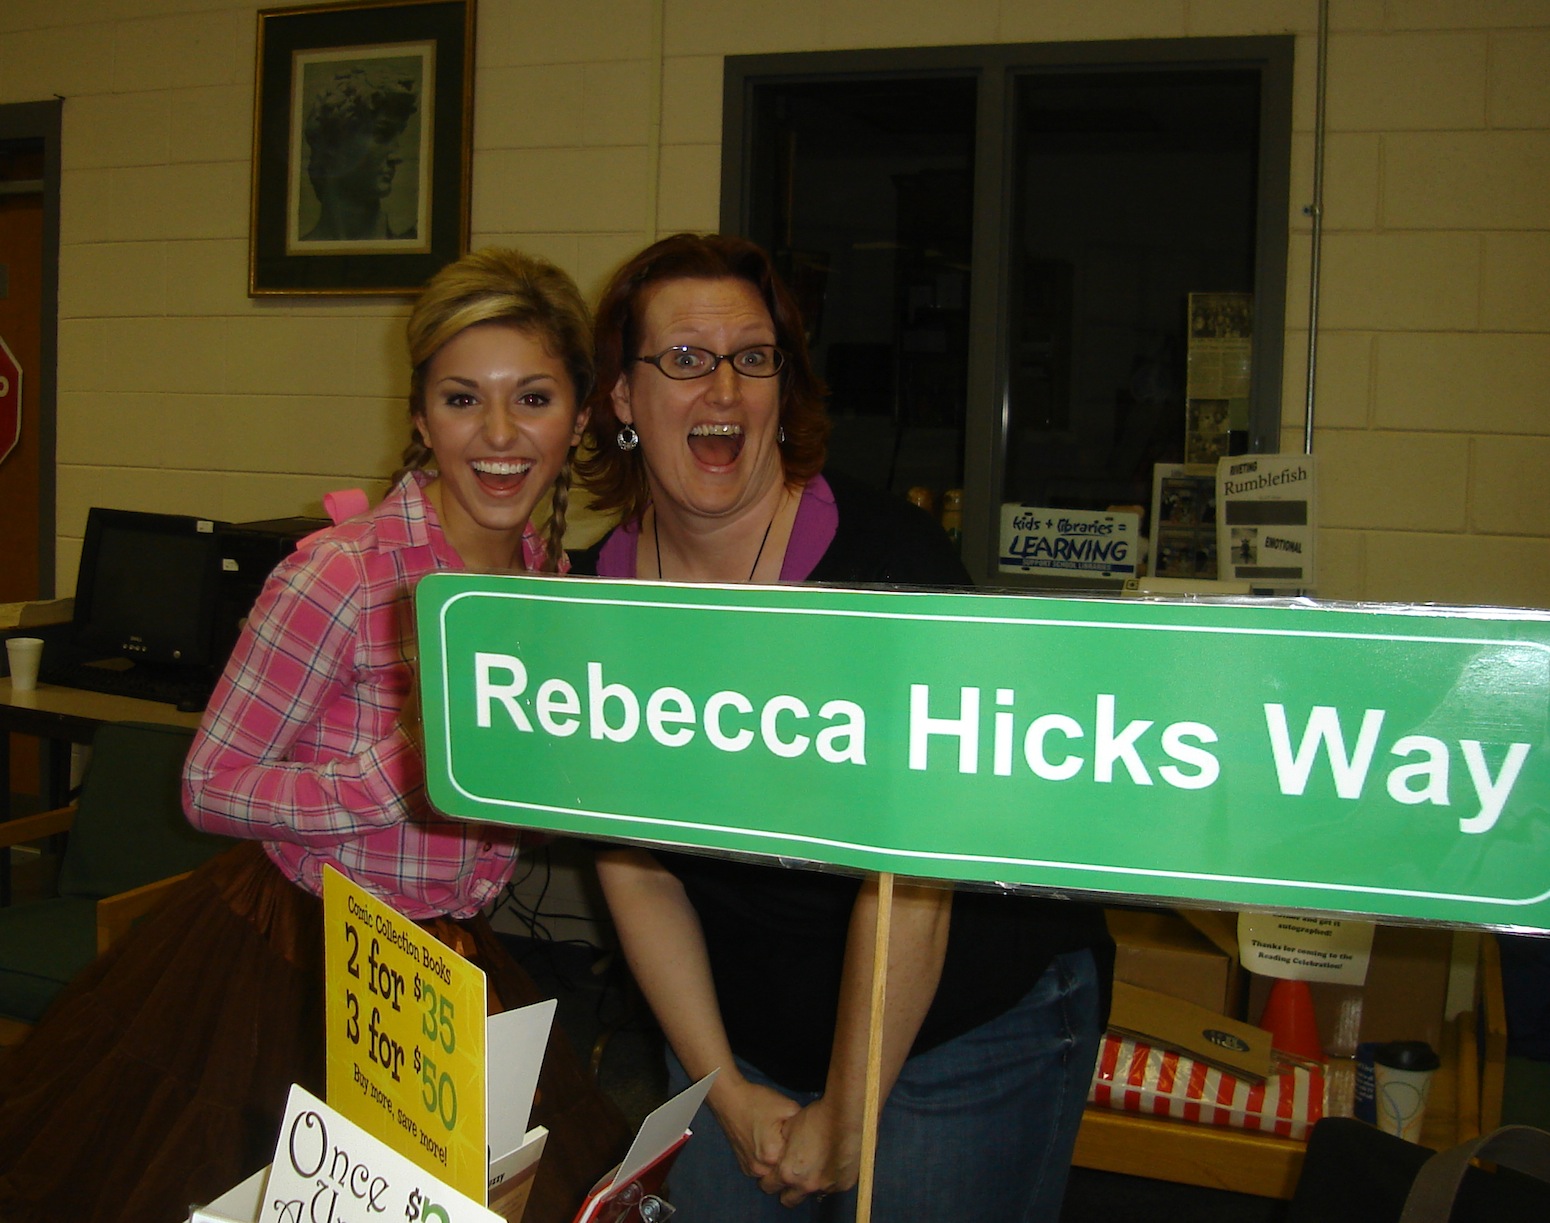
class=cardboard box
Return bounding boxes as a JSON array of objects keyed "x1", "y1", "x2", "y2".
[
  {"x1": 1108, "y1": 979, "x2": 1272, "y2": 1081},
  {"x1": 1092, "y1": 981, "x2": 1323, "y2": 1144},
  {"x1": 1107, "y1": 906, "x2": 1240, "y2": 1017},
  {"x1": 1245, "y1": 924, "x2": 1453, "y2": 1059}
]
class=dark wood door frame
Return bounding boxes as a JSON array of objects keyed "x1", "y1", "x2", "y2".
[{"x1": 0, "y1": 98, "x2": 61, "y2": 598}]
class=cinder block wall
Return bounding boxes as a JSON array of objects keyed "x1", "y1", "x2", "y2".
[{"x1": 3, "y1": 0, "x2": 1547, "y2": 608}]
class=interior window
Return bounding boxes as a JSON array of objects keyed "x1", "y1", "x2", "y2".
[
  {"x1": 727, "y1": 40, "x2": 1291, "y2": 584},
  {"x1": 1006, "y1": 69, "x2": 1260, "y2": 515},
  {"x1": 746, "y1": 77, "x2": 977, "y2": 505}
]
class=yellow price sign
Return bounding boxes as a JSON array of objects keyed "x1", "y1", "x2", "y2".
[{"x1": 322, "y1": 866, "x2": 488, "y2": 1201}]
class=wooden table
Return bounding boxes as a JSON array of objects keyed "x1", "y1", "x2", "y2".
[{"x1": 0, "y1": 678, "x2": 203, "y2": 899}]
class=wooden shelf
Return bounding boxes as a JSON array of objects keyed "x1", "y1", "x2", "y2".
[
  {"x1": 1073, "y1": 1106, "x2": 1309, "y2": 1197},
  {"x1": 1072, "y1": 940, "x2": 1502, "y2": 1199}
]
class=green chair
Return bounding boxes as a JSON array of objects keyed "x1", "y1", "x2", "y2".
[{"x1": 0, "y1": 720, "x2": 236, "y2": 1042}]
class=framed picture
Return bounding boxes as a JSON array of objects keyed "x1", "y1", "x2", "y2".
[{"x1": 249, "y1": 0, "x2": 474, "y2": 295}]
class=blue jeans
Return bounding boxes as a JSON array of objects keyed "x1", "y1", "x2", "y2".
[{"x1": 663, "y1": 948, "x2": 1103, "y2": 1222}]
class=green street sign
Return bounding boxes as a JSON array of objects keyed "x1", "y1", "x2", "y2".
[{"x1": 416, "y1": 574, "x2": 1550, "y2": 931}]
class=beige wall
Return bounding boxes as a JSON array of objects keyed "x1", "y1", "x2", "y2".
[{"x1": 2, "y1": 0, "x2": 1547, "y2": 608}]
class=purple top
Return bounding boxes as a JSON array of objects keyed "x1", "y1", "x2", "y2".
[{"x1": 595, "y1": 474, "x2": 839, "y2": 582}]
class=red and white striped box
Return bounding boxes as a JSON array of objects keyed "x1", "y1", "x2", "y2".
[{"x1": 1089, "y1": 1032, "x2": 1324, "y2": 1141}]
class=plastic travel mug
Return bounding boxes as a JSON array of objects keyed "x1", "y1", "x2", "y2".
[
  {"x1": 5, "y1": 636, "x2": 44, "y2": 691},
  {"x1": 1372, "y1": 1040, "x2": 1439, "y2": 1143}
]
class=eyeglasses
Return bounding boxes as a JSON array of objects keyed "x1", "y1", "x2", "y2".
[{"x1": 632, "y1": 344, "x2": 786, "y2": 380}]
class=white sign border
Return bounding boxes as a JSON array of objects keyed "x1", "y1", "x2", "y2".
[{"x1": 427, "y1": 583, "x2": 1550, "y2": 913}]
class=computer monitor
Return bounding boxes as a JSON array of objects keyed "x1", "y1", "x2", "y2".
[{"x1": 73, "y1": 507, "x2": 227, "y2": 669}]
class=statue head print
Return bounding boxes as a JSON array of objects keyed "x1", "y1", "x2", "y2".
[{"x1": 300, "y1": 64, "x2": 419, "y2": 241}]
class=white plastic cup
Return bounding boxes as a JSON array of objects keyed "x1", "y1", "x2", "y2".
[
  {"x1": 5, "y1": 636, "x2": 44, "y2": 691},
  {"x1": 1372, "y1": 1040, "x2": 1439, "y2": 1143}
]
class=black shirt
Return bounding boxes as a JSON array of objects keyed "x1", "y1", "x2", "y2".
[{"x1": 575, "y1": 472, "x2": 1111, "y2": 1090}]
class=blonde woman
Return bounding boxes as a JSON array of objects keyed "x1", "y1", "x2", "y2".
[{"x1": 0, "y1": 249, "x2": 628, "y2": 1223}]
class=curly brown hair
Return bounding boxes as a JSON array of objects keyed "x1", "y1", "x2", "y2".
[
  {"x1": 397, "y1": 247, "x2": 594, "y2": 571},
  {"x1": 303, "y1": 66, "x2": 418, "y2": 181},
  {"x1": 575, "y1": 233, "x2": 829, "y2": 524}
]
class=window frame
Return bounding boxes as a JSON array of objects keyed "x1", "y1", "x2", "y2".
[{"x1": 722, "y1": 36, "x2": 1294, "y2": 586}]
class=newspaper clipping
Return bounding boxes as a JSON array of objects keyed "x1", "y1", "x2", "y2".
[
  {"x1": 1215, "y1": 453, "x2": 1317, "y2": 588},
  {"x1": 1186, "y1": 291, "x2": 1253, "y2": 465}
]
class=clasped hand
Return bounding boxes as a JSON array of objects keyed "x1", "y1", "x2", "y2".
[{"x1": 718, "y1": 1080, "x2": 860, "y2": 1208}]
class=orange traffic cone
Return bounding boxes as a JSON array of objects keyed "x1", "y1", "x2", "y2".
[{"x1": 1259, "y1": 978, "x2": 1324, "y2": 1061}]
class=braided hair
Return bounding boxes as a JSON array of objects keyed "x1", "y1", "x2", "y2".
[{"x1": 399, "y1": 247, "x2": 594, "y2": 571}]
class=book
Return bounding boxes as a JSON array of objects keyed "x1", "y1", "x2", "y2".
[
  {"x1": 572, "y1": 1072, "x2": 716, "y2": 1223},
  {"x1": 1148, "y1": 463, "x2": 1218, "y2": 581},
  {"x1": 572, "y1": 1132, "x2": 688, "y2": 1223}
]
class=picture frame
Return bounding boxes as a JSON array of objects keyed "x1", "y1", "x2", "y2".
[{"x1": 249, "y1": 0, "x2": 474, "y2": 296}]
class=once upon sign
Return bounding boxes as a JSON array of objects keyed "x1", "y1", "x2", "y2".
[{"x1": 417, "y1": 574, "x2": 1550, "y2": 931}]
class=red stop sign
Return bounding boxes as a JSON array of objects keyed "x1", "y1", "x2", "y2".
[{"x1": 0, "y1": 333, "x2": 20, "y2": 468}]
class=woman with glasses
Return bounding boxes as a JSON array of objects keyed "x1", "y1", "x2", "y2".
[{"x1": 574, "y1": 232, "x2": 1112, "y2": 1221}]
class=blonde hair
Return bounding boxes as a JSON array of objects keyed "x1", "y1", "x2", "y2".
[{"x1": 399, "y1": 247, "x2": 594, "y2": 571}]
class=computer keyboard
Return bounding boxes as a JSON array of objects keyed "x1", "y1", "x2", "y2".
[{"x1": 39, "y1": 658, "x2": 216, "y2": 711}]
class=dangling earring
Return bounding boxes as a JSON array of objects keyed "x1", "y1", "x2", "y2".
[
  {"x1": 778, "y1": 425, "x2": 786, "y2": 445},
  {"x1": 617, "y1": 423, "x2": 639, "y2": 451}
]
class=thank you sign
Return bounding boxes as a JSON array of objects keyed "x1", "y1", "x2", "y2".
[{"x1": 417, "y1": 574, "x2": 1550, "y2": 931}]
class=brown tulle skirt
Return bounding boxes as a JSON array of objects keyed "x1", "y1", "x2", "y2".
[{"x1": 0, "y1": 841, "x2": 629, "y2": 1223}]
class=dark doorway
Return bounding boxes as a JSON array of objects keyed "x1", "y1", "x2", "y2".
[{"x1": 0, "y1": 99, "x2": 62, "y2": 811}]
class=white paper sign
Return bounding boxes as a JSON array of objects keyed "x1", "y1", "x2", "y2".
[
  {"x1": 1238, "y1": 912, "x2": 1375, "y2": 984},
  {"x1": 998, "y1": 505, "x2": 1140, "y2": 579},
  {"x1": 575, "y1": 1072, "x2": 718, "y2": 1223},
  {"x1": 612, "y1": 1071, "x2": 716, "y2": 1191},
  {"x1": 263, "y1": 1085, "x2": 501, "y2": 1223},
  {"x1": 192, "y1": 1166, "x2": 266, "y2": 1221},
  {"x1": 485, "y1": 1002, "x2": 552, "y2": 1212},
  {"x1": 1216, "y1": 453, "x2": 1317, "y2": 588}
]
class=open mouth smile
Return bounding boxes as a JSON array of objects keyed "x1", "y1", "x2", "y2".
[
  {"x1": 687, "y1": 422, "x2": 745, "y2": 467},
  {"x1": 470, "y1": 458, "x2": 534, "y2": 492}
]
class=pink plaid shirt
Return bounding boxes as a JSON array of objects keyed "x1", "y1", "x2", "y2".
[{"x1": 183, "y1": 472, "x2": 560, "y2": 919}]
